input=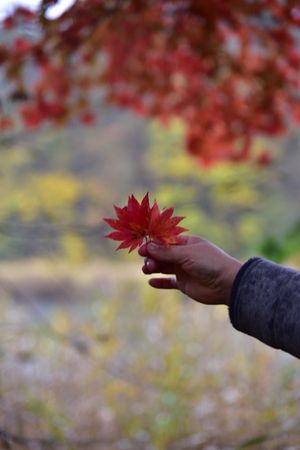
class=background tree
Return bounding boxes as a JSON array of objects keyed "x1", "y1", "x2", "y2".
[{"x1": 1, "y1": 0, "x2": 300, "y2": 165}]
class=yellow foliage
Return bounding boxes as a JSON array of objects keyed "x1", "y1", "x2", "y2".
[
  {"x1": 141, "y1": 284, "x2": 159, "y2": 314},
  {"x1": 10, "y1": 191, "x2": 40, "y2": 221},
  {"x1": 0, "y1": 171, "x2": 82, "y2": 221},
  {"x1": 146, "y1": 120, "x2": 197, "y2": 180},
  {"x1": 160, "y1": 293, "x2": 181, "y2": 333},
  {"x1": 60, "y1": 232, "x2": 87, "y2": 264},
  {"x1": 209, "y1": 165, "x2": 261, "y2": 207},
  {"x1": 237, "y1": 214, "x2": 263, "y2": 242},
  {"x1": 0, "y1": 146, "x2": 32, "y2": 176},
  {"x1": 51, "y1": 310, "x2": 73, "y2": 335},
  {"x1": 27, "y1": 173, "x2": 81, "y2": 220}
]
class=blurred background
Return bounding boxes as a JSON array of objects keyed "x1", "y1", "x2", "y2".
[{"x1": 1, "y1": 1, "x2": 300, "y2": 449}]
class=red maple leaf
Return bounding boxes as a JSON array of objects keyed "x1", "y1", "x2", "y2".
[{"x1": 104, "y1": 193, "x2": 188, "y2": 253}]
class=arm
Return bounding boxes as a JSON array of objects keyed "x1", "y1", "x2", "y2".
[
  {"x1": 139, "y1": 236, "x2": 300, "y2": 359},
  {"x1": 229, "y1": 257, "x2": 300, "y2": 359}
]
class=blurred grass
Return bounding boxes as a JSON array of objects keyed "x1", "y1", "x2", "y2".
[{"x1": 0, "y1": 259, "x2": 299, "y2": 450}]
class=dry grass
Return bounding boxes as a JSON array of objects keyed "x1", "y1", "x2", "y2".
[{"x1": 0, "y1": 259, "x2": 299, "y2": 450}]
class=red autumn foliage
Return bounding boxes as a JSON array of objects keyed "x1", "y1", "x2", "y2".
[
  {"x1": 1, "y1": 0, "x2": 300, "y2": 165},
  {"x1": 256, "y1": 150, "x2": 273, "y2": 167},
  {"x1": 104, "y1": 193, "x2": 188, "y2": 252},
  {"x1": 0, "y1": 117, "x2": 14, "y2": 130},
  {"x1": 80, "y1": 111, "x2": 95, "y2": 125},
  {"x1": 13, "y1": 38, "x2": 32, "y2": 55}
]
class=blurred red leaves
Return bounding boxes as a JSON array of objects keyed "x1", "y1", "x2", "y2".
[
  {"x1": 3, "y1": 7, "x2": 35, "y2": 29},
  {"x1": 1, "y1": 0, "x2": 300, "y2": 165},
  {"x1": 0, "y1": 117, "x2": 13, "y2": 130},
  {"x1": 80, "y1": 111, "x2": 95, "y2": 124},
  {"x1": 14, "y1": 37, "x2": 32, "y2": 55},
  {"x1": 104, "y1": 193, "x2": 188, "y2": 252}
]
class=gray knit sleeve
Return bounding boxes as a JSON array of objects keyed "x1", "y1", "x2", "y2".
[{"x1": 229, "y1": 257, "x2": 300, "y2": 359}]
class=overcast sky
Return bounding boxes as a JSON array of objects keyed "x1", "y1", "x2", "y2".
[{"x1": 0, "y1": 0, "x2": 75, "y2": 19}]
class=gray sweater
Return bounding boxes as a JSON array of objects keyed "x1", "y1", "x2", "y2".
[{"x1": 229, "y1": 257, "x2": 300, "y2": 359}]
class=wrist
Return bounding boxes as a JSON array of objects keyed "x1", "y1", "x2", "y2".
[{"x1": 223, "y1": 257, "x2": 243, "y2": 306}]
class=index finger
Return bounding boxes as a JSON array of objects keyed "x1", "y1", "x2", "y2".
[
  {"x1": 138, "y1": 243, "x2": 149, "y2": 257},
  {"x1": 138, "y1": 235, "x2": 201, "y2": 257},
  {"x1": 176, "y1": 235, "x2": 202, "y2": 245}
]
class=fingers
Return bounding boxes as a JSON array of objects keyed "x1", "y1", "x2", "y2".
[
  {"x1": 148, "y1": 277, "x2": 178, "y2": 290},
  {"x1": 142, "y1": 257, "x2": 157, "y2": 274},
  {"x1": 176, "y1": 235, "x2": 202, "y2": 245},
  {"x1": 139, "y1": 235, "x2": 203, "y2": 278},
  {"x1": 142, "y1": 258, "x2": 175, "y2": 275},
  {"x1": 146, "y1": 243, "x2": 185, "y2": 263},
  {"x1": 138, "y1": 243, "x2": 148, "y2": 257},
  {"x1": 138, "y1": 235, "x2": 202, "y2": 258}
]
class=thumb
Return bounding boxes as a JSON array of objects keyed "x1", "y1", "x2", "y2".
[{"x1": 147, "y1": 242, "x2": 185, "y2": 264}]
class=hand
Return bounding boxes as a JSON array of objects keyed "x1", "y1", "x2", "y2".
[{"x1": 139, "y1": 235, "x2": 242, "y2": 306}]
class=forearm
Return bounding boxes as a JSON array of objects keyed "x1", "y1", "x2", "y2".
[{"x1": 229, "y1": 257, "x2": 300, "y2": 359}]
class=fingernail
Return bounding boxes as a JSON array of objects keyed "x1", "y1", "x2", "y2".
[{"x1": 144, "y1": 257, "x2": 149, "y2": 268}]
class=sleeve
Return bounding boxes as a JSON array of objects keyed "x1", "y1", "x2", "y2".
[{"x1": 229, "y1": 257, "x2": 300, "y2": 359}]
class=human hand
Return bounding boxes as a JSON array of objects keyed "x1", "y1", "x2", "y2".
[{"x1": 139, "y1": 236, "x2": 242, "y2": 306}]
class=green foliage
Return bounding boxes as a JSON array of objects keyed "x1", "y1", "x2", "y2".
[
  {"x1": 25, "y1": 392, "x2": 71, "y2": 438},
  {"x1": 259, "y1": 220, "x2": 300, "y2": 263},
  {"x1": 259, "y1": 236, "x2": 287, "y2": 263},
  {"x1": 236, "y1": 433, "x2": 272, "y2": 449}
]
